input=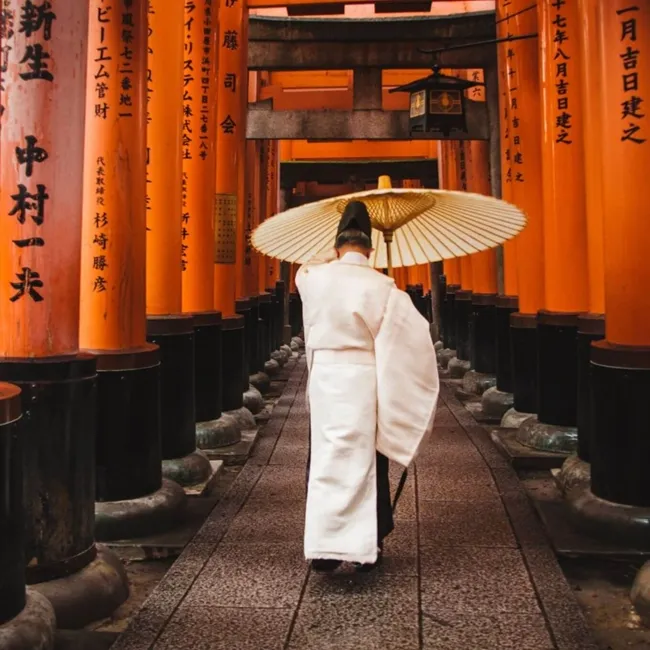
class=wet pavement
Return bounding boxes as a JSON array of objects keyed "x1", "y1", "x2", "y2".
[{"x1": 111, "y1": 358, "x2": 597, "y2": 650}]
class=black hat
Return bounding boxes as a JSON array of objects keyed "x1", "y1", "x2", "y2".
[{"x1": 337, "y1": 200, "x2": 372, "y2": 240}]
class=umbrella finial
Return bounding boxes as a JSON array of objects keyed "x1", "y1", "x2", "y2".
[{"x1": 378, "y1": 175, "x2": 392, "y2": 189}]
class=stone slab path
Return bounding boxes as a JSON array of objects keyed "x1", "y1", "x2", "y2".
[{"x1": 112, "y1": 358, "x2": 598, "y2": 650}]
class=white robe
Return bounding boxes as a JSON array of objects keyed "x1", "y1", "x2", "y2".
[{"x1": 296, "y1": 252, "x2": 439, "y2": 564}]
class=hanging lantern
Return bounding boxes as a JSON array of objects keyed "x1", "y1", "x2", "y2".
[{"x1": 389, "y1": 67, "x2": 483, "y2": 137}]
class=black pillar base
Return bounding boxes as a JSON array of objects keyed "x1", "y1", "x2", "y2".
[
  {"x1": 0, "y1": 589, "x2": 55, "y2": 650},
  {"x1": 222, "y1": 315, "x2": 245, "y2": 412},
  {"x1": 495, "y1": 296, "x2": 518, "y2": 393},
  {"x1": 275, "y1": 280, "x2": 287, "y2": 347},
  {"x1": 248, "y1": 296, "x2": 261, "y2": 374},
  {"x1": 192, "y1": 311, "x2": 223, "y2": 423},
  {"x1": 537, "y1": 311, "x2": 580, "y2": 427},
  {"x1": 258, "y1": 292, "x2": 274, "y2": 362},
  {"x1": 0, "y1": 355, "x2": 129, "y2": 628},
  {"x1": 147, "y1": 315, "x2": 210, "y2": 487},
  {"x1": 510, "y1": 312, "x2": 538, "y2": 415},
  {"x1": 454, "y1": 290, "x2": 472, "y2": 361},
  {"x1": 443, "y1": 284, "x2": 460, "y2": 350},
  {"x1": 235, "y1": 298, "x2": 252, "y2": 393},
  {"x1": 590, "y1": 343, "x2": 650, "y2": 508},
  {"x1": 92, "y1": 345, "x2": 187, "y2": 541},
  {"x1": 576, "y1": 313, "x2": 605, "y2": 463},
  {"x1": 289, "y1": 292, "x2": 302, "y2": 338},
  {"x1": 471, "y1": 293, "x2": 497, "y2": 374},
  {"x1": 0, "y1": 384, "x2": 24, "y2": 624}
]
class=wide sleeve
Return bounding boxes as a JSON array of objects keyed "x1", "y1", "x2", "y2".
[{"x1": 375, "y1": 287, "x2": 439, "y2": 467}]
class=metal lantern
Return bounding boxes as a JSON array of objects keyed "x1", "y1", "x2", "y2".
[{"x1": 389, "y1": 67, "x2": 483, "y2": 137}]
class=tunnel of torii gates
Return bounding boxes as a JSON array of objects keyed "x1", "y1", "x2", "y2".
[{"x1": 0, "y1": 0, "x2": 649, "y2": 639}]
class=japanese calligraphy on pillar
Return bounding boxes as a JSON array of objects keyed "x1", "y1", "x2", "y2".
[
  {"x1": 0, "y1": 0, "x2": 15, "y2": 119},
  {"x1": 215, "y1": 0, "x2": 243, "y2": 266},
  {"x1": 506, "y1": 2, "x2": 524, "y2": 183},
  {"x1": 617, "y1": 5, "x2": 646, "y2": 144},
  {"x1": 182, "y1": 171, "x2": 188, "y2": 269},
  {"x1": 214, "y1": 193, "x2": 237, "y2": 264},
  {"x1": 551, "y1": 0, "x2": 573, "y2": 145},
  {"x1": 458, "y1": 142, "x2": 468, "y2": 191},
  {"x1": 182, "y1": 0, "x2": 215, "y2": 275},
  {"x1": 498, "y1": 0, "x2": 513, "y2": 185},
  {"x1": 5, "y1": 1, "x2": 56, "y2": 304}
]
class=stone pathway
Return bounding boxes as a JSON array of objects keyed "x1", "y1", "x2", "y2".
[{"x1": 112, "y1": 359, "x2": 598, "y2": 650}]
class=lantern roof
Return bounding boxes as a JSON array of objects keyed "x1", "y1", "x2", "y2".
[{"x1": 388, "y1": 68, "x2": 483, "y2": 95}]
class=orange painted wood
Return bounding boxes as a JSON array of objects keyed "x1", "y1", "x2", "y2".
[
  {"x1": 505, "y1": 0, "x2": 545, "y2": 315},
  {"x1": 80, "y1": 0, "x2": 148, "y2": 351},
  {"x1": 598, "y1": 0, "x2": 650, "y2": 345},
  {"x1": 214, "y1": 0, "x2": 247, "y2": 316},
  {"x1": 0, "y1": 1, "x2": 89, "y2": 357},
  {"x1": 182, "y1": 0, "x2": 219, "y2": 314},
  {"x1": 146, "y1": 0, "x2": 184, "y2": 316},
  {"x1": 538, "y1": 0, "x2": 589, "y2": 314}
]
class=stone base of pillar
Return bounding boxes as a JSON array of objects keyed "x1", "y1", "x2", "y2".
[
  {"x1": 556, "y1": 455, "x2": 591, "y2": 496},
  {"x1": 196, "y1": 414, "x2": 240, "y2": 449},
  {"x1": 291, "y1": 336, "x2": 304, "y2": 348},
  {"x1": 265, "y1": 358, "x2": 281, "y2": 377},
  {"x1": 434, "y1": 340, "x2": 444, "y2": 352},
  {"x1": 226, "y1": 406, "x2": 256, "y2": 432},
  {"x1": 290, "y1": 340, "x2": 300, "y2": 352},
  {"x1": 281, "y1": 344, "x2": 294, "y2": 358},
  {"x1": 481, "y1": 387, "x2": 514, "y2": 420},
  {"x1": 437, "y1": 348, "x2": 456, "y2": 369},
  {"x1": 500, "y1": 407, "x2": 535, "y2": 429},
  {"x1": 567, "y1": 488, "x2": 650, "y2": 547},
  {"x1": 162, "y1": 448, "x2": 212, "y2": 487},
  {"x1": 250, "y1": 371, "x2": 271, "y2": 394},
  {"x1": 448, "y1": 357, "x2": 471, "y2": 378},
  {"x1": 243, "y1": 385, "x2": 264, "y2": 414},
  {"x1": 31, "y1": 546, "x2": 128, "y2": 630},
  {"x1": 95, "y1": 479, "x2": 187, "y2": 542},
  {"x1": 461, "y1": 370, "x2": 497, "y2": 396},
  {"x1": 0, "y1": 590, "x2": 55, "y2": 650},
  {"x1": 631, "y1": 562, "x2": 650, "y2": 627},
  {"x1": 516, "y1": 415, "x2": 578, "y2": 454},
  {"x1": 271, "y1": 348, "x2": 289, "y2": 367}
]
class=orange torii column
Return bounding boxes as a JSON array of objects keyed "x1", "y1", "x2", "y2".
[
  {"x1": 558, "y1": 0, "x2": 606, "y2": 490},
  {"x1": 517, "y1": 0, "x2": 590, "y2": 453},
  {"x1": 0, "y1": 0, "x2": 127, "y2": 626},
  {"x1": 146, "y1": 0, "x2": 211, "y2": 486},
  {"x1": 81, "y1": 0, "x2": 186, "y2": 543},
  {"x1": 182, "y1": 0, "x2": 239, "y2": 448},
  {"x1": 491, "y1": 0, "x2": 520, "y2": 413},
  {"x1": 503, "y1": 0, "x2": 546, "y2": 427},
  {"x1": 572, "y1": 1, "x2": 650, "y2": 556},
  {"x1": 214, "y1": 0, "x2": 252, "y2": 426}
]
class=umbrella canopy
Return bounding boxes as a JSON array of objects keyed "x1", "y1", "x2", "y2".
[{"x1": 251, "y1": 186, "x2": 526, "y2": 271}]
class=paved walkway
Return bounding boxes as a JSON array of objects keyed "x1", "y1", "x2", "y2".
[{"x1": 113, "y1": 358, "x2": 597, "y2": 650}]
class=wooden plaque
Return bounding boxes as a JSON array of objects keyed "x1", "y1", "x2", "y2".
[{"x1": 214, "y1": 193, "x2": 237, "y2": 264}]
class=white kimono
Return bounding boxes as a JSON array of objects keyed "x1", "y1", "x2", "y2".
[{"x1": 296, "y1": 251, "x2": 439, "y2": 565}]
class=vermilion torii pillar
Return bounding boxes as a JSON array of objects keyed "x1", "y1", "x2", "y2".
[
  {"x1": 517, "y1": 0, "x2": 590, "y2": 453},
  {"x1": 500, "y1": 0, "x2": 546, "y2": 430},
  {"x1": 214, "y1": 0, "x2": 257, "y2": 437},
  {"x1": 81, "y1": 0, "x2": 186, "y2": 542},
  {"x1": 146, "y1": 0, "x2": 212, "y2": 485},
  {"x1": 182, "y1": 0, "x2": 240, "y2": 449},
  {"x1": 482, "y1": 0, "x2": 521, "y2": 420},
  {"x1": 557, "y1": 0, "x2": 606, "y2": 492},
  {"x1": 572, "y1": 0, "x2": 650, "y2": 553},
  {"x1": 0, "y1": 0, "x2": 127, "y2": 629}
]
